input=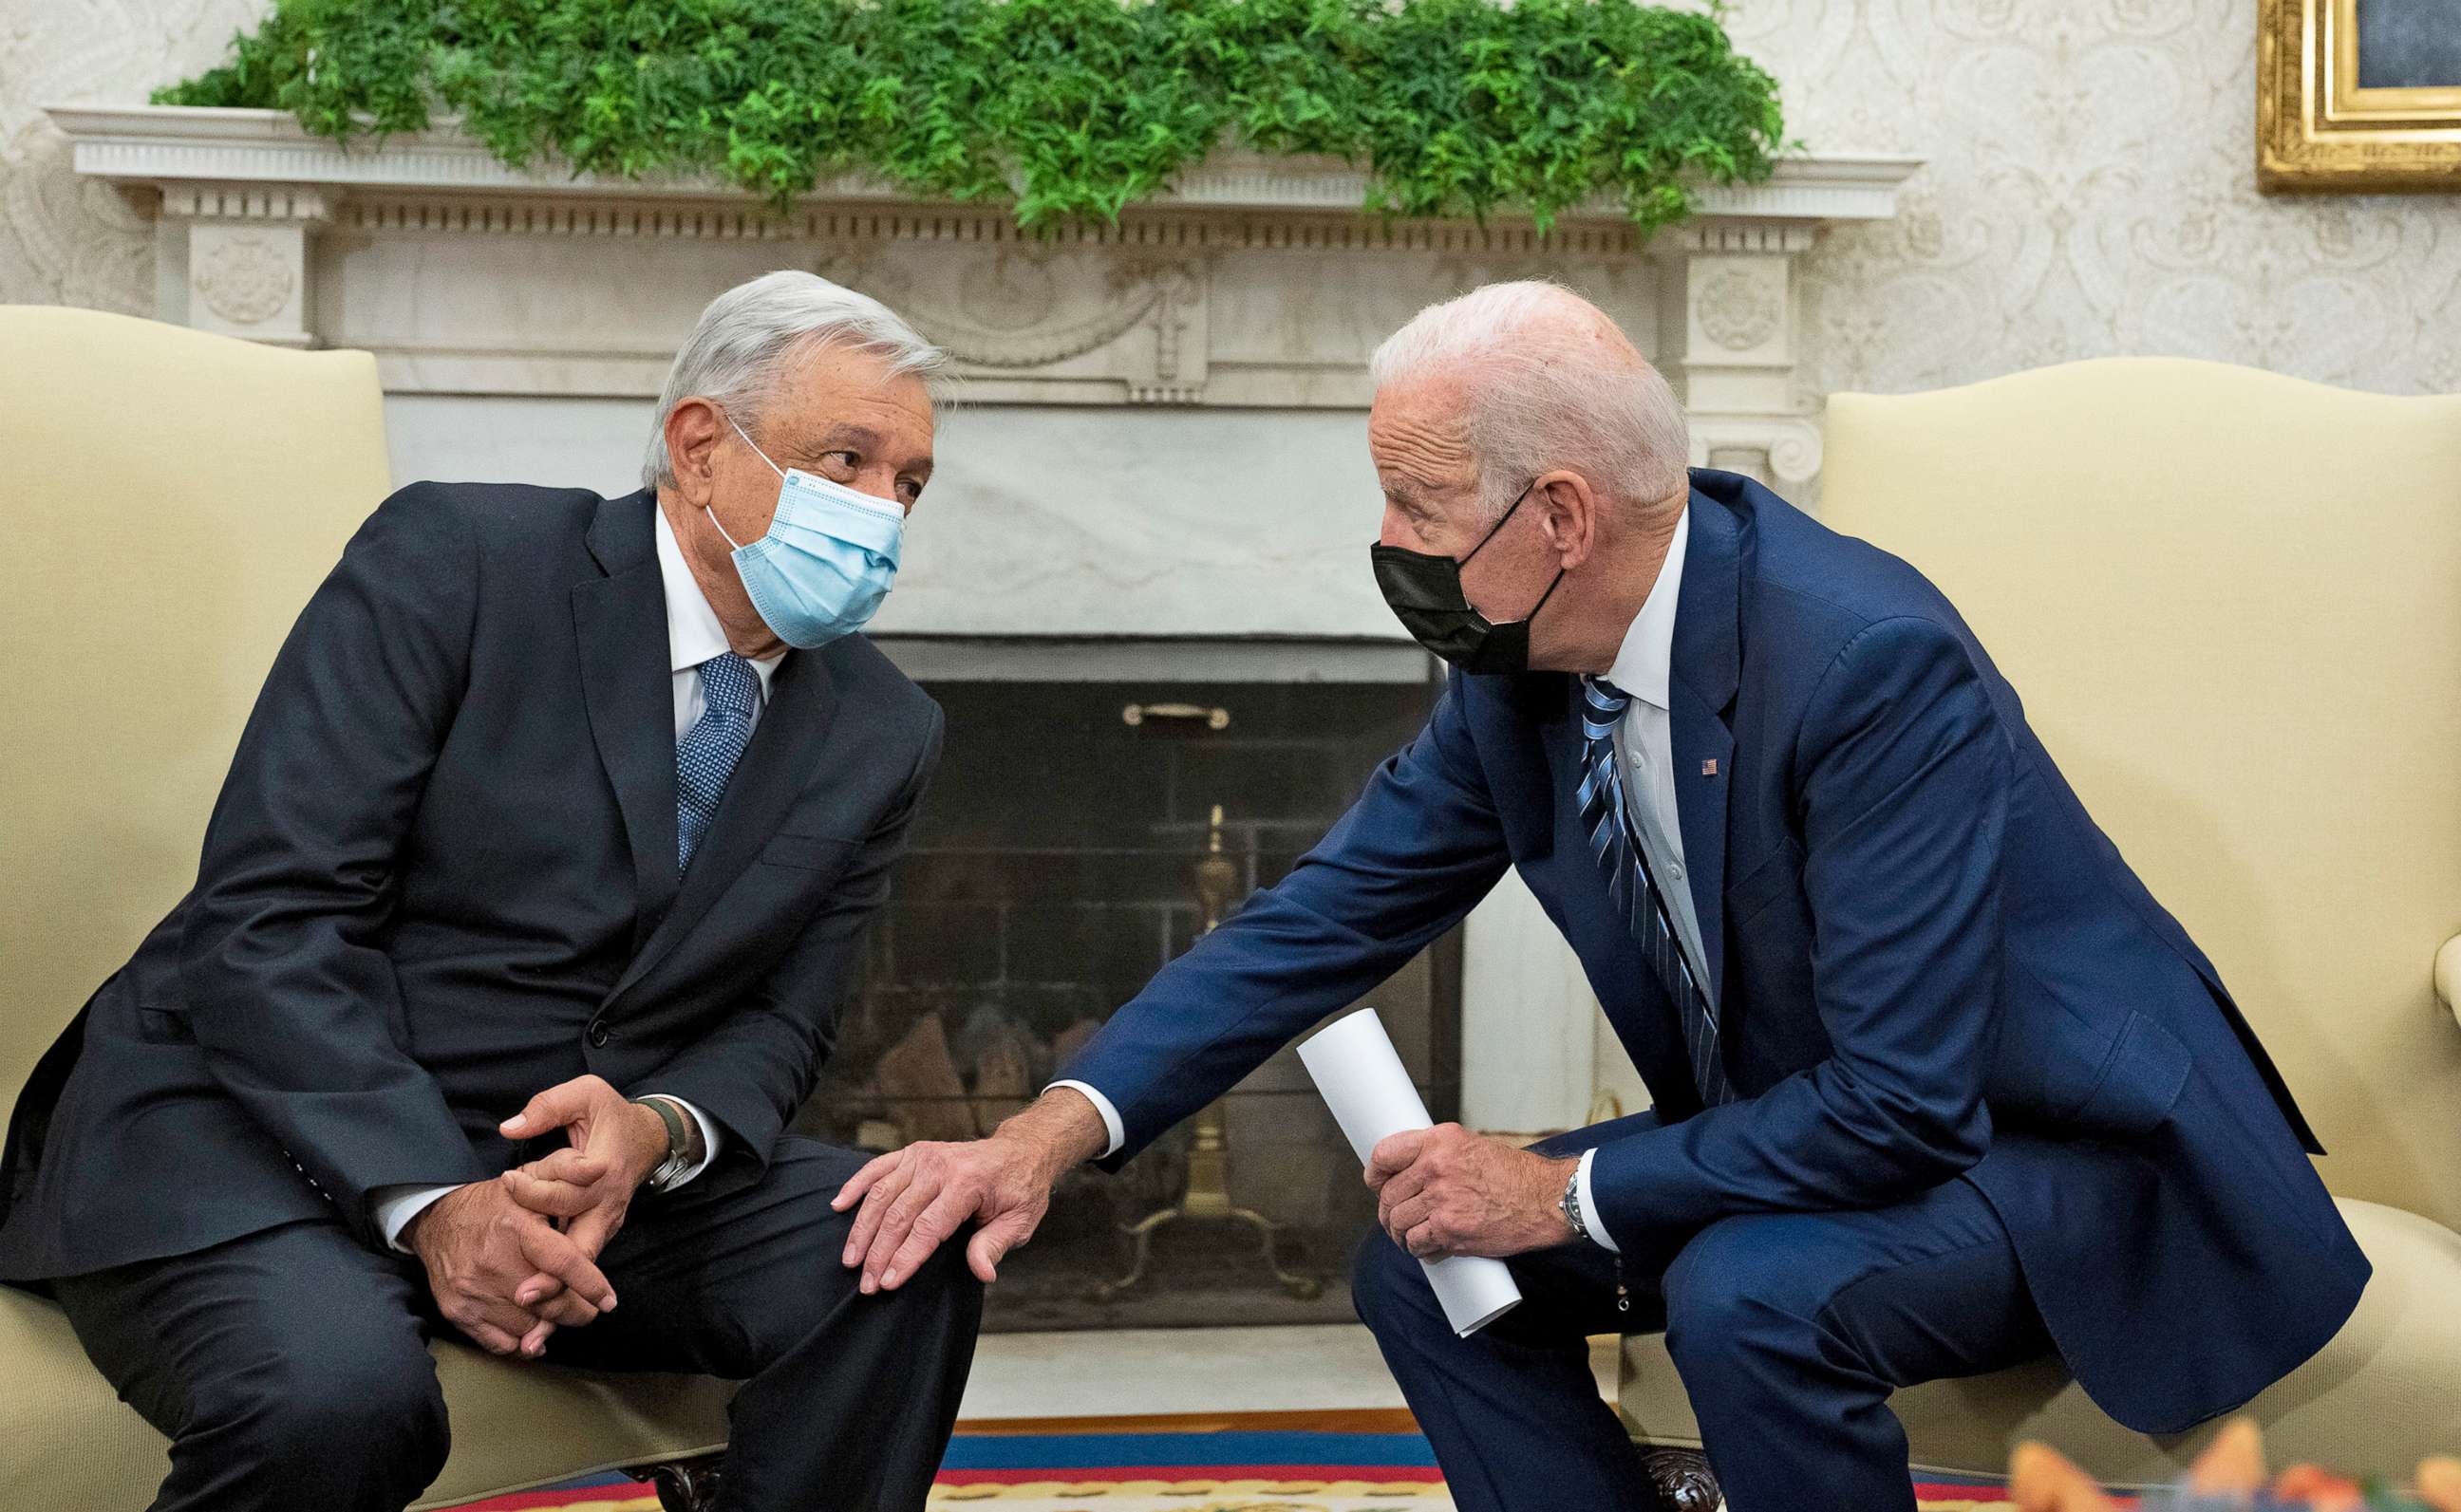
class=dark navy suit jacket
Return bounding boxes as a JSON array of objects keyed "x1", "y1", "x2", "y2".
[
  {"x1": 1064, "y1": 470, "x2": 2368, "y2": 1433},
  {"x1": 0, "y1": 485, "x2": 940, "y2": 1281}
]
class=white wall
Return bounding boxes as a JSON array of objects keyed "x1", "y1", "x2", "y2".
[{"x1": 1731, "y1": 0, "x2": 2461, "y2": 398}]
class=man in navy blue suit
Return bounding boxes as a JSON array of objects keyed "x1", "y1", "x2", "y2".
[{"x1": 836, "y1": 282, "x2": 2369, "y2": 1511}]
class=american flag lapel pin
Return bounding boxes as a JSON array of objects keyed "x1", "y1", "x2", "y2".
[{"x1": 1700, "y1": 758, "x2": 1719, "y2": 776}]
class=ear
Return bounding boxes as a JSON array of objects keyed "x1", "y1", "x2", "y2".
[
  {"x1": 1532, "y1": 471, "x2": 1601, "y2": 572},
  {"x1": 664, "y1": 398, "x2": 724, "y2": 507}
]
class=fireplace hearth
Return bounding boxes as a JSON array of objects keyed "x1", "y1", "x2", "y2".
[{"x1": 791, "y1": 673, "x2": 1459, "y2": 1331}]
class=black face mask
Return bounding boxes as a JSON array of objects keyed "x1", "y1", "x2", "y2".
[{"x1": 1370, "y1": 480, "x2": 1566, "y2": 674}]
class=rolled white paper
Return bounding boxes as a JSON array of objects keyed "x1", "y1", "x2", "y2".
[{"x1": 1298, "y1": 1007, "x2": 1522, "y2": 1336}]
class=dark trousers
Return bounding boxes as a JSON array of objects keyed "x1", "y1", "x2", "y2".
[
  {"x1": 1352, "y1": 1129, "x2": 2053, "y2": 1512},
  {"x1": 53, "y1": 1138, "x2": 982, "y2": 1512}
]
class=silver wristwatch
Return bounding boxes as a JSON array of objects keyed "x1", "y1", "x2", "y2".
[
  {"x1": 633, "y1": 1095, "x2": 694, "y2": 1194},
  {"x1": 1560, "y1": 1164, "x2": 1592, "y2": 1244}
]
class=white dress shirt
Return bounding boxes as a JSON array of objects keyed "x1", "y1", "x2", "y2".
[
  {"x1": 1056, "y1": 508, "x2": 1701, "y2": 1258},
  {"x1": 368, "y1": 507, "x2": 773, "y2": 1252}
]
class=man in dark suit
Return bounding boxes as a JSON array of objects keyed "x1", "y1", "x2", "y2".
[
  {"x1": 835, "y1": 282, "x2": 2370, "y2": 1511},
  {"x1": 0, "y1": 271, "x2": 978, "y2": 1510}
]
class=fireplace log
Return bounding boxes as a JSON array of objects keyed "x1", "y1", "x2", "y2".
[
  {"x1": 874, "y1": 1012, "x2": 977, "y2": 1145},
  {"x1": 1050, "y1": 1017, "x2": 1101, "y2": 1072},
  {"x1": 971, "y1": 1032, "x2": 1035, "y2": 1134}
]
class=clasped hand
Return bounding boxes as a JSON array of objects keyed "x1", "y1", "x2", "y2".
[{"x1": 404, "y1": 1073, "x2": 667, "y2": 1359}]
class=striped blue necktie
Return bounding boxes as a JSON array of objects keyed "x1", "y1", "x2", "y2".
[
  {"x1": 1577, "y1": 675, "x2": 1734, "y2": 1106},
  {"x1": 676, "y1": 652, "x2": 758, "y2": 870}
]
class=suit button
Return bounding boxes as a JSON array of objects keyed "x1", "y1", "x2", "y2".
[{"x1": 587, "y1": 1019, "x2": 610, "y2": 1048}]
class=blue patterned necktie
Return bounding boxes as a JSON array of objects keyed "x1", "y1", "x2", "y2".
[
  {"x1": 676, "y1": 652, "x2": 759, "y2": 870},
  {"x1": 1577, "y1": 675, "x2": 1734, "y2": 1106}
]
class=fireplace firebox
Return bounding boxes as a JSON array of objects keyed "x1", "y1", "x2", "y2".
[{"x1": 790, "y1": 671, "x2": 1461, "y2": 1332}]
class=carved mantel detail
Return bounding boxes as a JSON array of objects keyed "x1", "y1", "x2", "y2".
[{"x1": 47, "y1": 104, "x2": 1919, "y2": 486}]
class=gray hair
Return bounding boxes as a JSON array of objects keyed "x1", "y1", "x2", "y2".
[
  {"x1": 1368, "y1": 280, "x2": 1689, "y2": 519},
  {"x1": 642, "y1": 270, "x2": 946, "y2": 491}
]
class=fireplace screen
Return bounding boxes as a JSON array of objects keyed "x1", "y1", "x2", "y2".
[{"x1": 793, "y1": 674, "x2": 1461, "y2": 1332}]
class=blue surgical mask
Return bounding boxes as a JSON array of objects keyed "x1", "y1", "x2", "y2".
[{"x1": 707, "y1": 416, "x2": 907, "y2": 649}]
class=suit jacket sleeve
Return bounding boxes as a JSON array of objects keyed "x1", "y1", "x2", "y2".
[
  {"x1": 1587, "y1": 615, "x2": 2011, "y2": 1250},
  {"x1": 1060, "y1": 671, "x2": 1512, "y2": 1169},
  {"x1": 177, "y1": 485, "x2": 494, "y2": 1247},
  {"x1": 630, "y1": 702, "x2": 944, "y2": 1170}
]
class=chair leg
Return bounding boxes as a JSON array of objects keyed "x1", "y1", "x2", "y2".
[
  {"x1": 1640, "y1": 1447, "x2": 1722, "y2": 1512},
  {"x1": 626, "y1": 1452, "x2": 725, "y2": 1512}
]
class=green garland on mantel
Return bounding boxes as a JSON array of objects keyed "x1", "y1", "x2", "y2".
[{"x1": 157, "y1": 0, "x2": 1787, "y2": 233}]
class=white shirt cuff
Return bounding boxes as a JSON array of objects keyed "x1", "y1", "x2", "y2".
[
  {"x1": 638, "y1": 1094, "x2": 723, "y2": 1186},
  {"x1": 373, "y1": 1183, "x2": 462, "y2": 1253},
  {"x1": 1576, "y1": 1148, "x2": 1619, "y2": 1253},
  {"x1": 1046, "y1": 1080, "x2": 1125, "y2": 1160}
]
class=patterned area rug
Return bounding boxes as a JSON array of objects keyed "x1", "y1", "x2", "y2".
[{"x1": 448, "y1": 1428, "x2": 2041, "y2": 1510}]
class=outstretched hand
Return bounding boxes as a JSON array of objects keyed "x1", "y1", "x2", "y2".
[{"x1": 833, "y1": 1088, "x2": 1109, "y2": 1292}]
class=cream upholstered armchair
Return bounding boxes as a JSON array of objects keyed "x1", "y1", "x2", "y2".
[
  {"x1": 0, "y1": 308, "x2": 735, "y2": 1509},
  {"x1": 1622, "y1": 358, "x2": 2461, "y2": 1503}
]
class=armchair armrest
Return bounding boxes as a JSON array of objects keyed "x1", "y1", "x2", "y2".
[{"x1": 2437, "y1": 936, "x2": 2460, "y2": 1032}]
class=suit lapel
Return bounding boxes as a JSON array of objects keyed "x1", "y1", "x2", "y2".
[
  {"x1": 1668, "y1": 485, "x2": 1743, "y2": 1010},
  {"x1": 607, "y1": 641, "x2": 842, "y2": 1004},
  {"x1": 573, "y1": 493, "x2": 680, "y2": 948}
]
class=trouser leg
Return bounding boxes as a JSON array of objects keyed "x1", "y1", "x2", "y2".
[
  {"x1": 53, "y1": 1218, "x2": 449, "y2": 1512},
  {"x1": 1658, "y1": 1177, "x2": 2053, "y2": 1512},
  {"x1": 1351, "y1": 1223, "x2": 1664, "y2": 1512},
  {"x1": 542, "y1": 1138, "x2": 984, "y2": 1512}
]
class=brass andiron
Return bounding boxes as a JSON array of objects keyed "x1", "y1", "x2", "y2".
[{"x1": 1092, "y1": 804, "x2": 1322, "y2": 1303}]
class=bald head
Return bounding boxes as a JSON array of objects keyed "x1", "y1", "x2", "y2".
[{"x1": 1368, "y1": 281, "x2": 1688, "y2": 522}]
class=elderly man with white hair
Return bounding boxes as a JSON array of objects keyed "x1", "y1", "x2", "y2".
[
  {"x1": 0, "y1": 271, "x2": 977, "y2": 1510},
  {"x1": 838, "y1": 282, "x2": 2365, "y2": 1511}
]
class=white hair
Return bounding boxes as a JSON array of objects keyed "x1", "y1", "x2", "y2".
[
  {"x1": 1368, "y1": 280, "x2": 1689, "y2": 519},
  {"x1": 642, "y1": 270, "x2": 946, "y2": 492}
]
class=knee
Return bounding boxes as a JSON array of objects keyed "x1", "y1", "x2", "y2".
[
  {"x1": 754, "y1": 1233, "x2": 983, "y2": 1372},
  {"x1": 1661, "y1": 1220, "x2": 1824, "y2": 1377},
  {"x1": 210, "y1": 1347, "x2": 449, "y2": 1479},
  {"x1": 1348, "y1": 1225, "x2": 1434, "y2": 1338},
  {"x1": 897, "y1": 1232, "x2": 986, "y2": 1310}
]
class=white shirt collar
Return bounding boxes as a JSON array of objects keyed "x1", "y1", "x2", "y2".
[
  {"x1": 654, "y1": 505, "x2": 782, "y2": 695},
  {"x1": 1603, "y1": 503, "x2": 1690, "y2": 711}
]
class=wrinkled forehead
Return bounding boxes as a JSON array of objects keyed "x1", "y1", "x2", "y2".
[
  {"x1": 764, "y1": 345, "x2": 935, "y2": 446},
  {"x1": 1368, "y1": 377, "x2": 1479, "y2": 503}
]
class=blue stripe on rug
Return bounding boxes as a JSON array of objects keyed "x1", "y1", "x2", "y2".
[{"x1": 938, "y1": 1430, "x2": 1440, "y2": 1469}]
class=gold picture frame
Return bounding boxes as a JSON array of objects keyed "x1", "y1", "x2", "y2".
[{"x1": 2260, "y1": 0, "x2": 2461, "y2": 190}]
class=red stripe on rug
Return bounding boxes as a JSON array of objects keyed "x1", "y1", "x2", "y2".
[{"x1": 934, "y1": 1464, "x2": 1451, "y2": 1485}]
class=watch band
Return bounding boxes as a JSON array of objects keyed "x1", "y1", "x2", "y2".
[
  {"x1": 1560, "y1": 1164, "x2": 1591, "y2": 1244},
  {"x1": 632, "y1": 1095, "x2": 693, "y2": 1193}
]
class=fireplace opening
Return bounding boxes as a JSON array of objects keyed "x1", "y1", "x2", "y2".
[{"x1": 792, "y1": 669, "x2": 1461, "y2": 1332}]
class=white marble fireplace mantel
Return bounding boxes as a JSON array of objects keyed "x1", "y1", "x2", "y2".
[
  {"x1": 49, "y1": 104, "x2": 1915, "y2": 495},
  {"x1": 50, "y1": 103, "x2": 1921, "y2": 1135}
]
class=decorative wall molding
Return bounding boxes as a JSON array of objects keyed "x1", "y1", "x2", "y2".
[{"x1": 47, "y1": 103, "x2": 1916, "y2": 480}]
